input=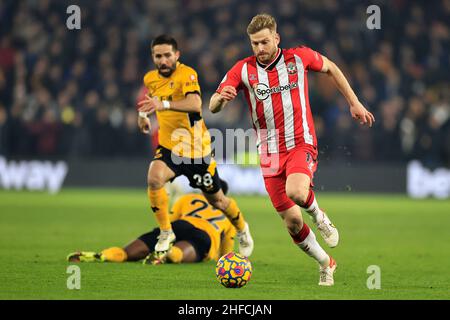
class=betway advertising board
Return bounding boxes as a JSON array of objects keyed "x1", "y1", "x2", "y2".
[{"x1": 0, "y1": 156, "x2": 448, "y2": 199}]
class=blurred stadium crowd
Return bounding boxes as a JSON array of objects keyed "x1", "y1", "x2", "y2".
[{"x1": 0, "y1": 0, "x2": 449, "y2": 167}]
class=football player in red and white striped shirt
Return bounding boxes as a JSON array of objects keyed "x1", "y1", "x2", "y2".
[{"x1": 209, "y1": 14, "x2": 375, "y2": 286}]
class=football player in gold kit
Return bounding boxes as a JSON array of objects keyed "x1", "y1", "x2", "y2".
[
  {"x1": 67, "y1": 180, "x2": 236, "y2": 264},
  {"x1": 136, "y1": 35, "x2": 253, "y2": 258}
]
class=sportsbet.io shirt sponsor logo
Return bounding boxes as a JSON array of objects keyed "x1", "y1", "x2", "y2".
[{"x1": 253, "y1": 82, "x2": 298, "y2": 101}]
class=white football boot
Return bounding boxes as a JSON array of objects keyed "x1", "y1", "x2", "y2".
[
  {"x1": 315, "y1": 210, "x2": 339, "y2": 248},
  {"x1": 319, "y1": 256, "x2": 337, "y2": 286},
  {"x1": 154, "y1": 229, "x2": 176, "y2": 253},
  {"x1": 236, "y1": 222, "x2": 254, "y2": 257}
]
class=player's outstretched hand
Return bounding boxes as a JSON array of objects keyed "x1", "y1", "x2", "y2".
[
  {"x1": 138, "y1": 94, "x2": 163, "y2": 114},
  {"x1": 350, "y1": 101, "x2": 375, "y2": 127},
  {"x1": 219, "y1": 86, "x2": 237, "y2": 101}
]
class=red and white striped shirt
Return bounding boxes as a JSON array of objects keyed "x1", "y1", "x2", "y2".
[{"x1": 216, "y1": 46, "x2": 323, "y2": 154}]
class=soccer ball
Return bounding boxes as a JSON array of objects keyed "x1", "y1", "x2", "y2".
[{"x1": 215, "y1": 252, "x2": 252, "y2": 288}]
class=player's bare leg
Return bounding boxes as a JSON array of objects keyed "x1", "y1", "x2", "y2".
[
  {"x1": 143, "y1": 241, "x2": 198, "y2": 265},
  {"x1": 278, "y1": 205, "x2": 337, "y2": 286},
  {"x1": 123, "y1": 239, "x2": 151, "y2": 261},
  {"x1": 68, "y1": 239, "x2": 198, "y2": 264},
  {"x1": 169, "y1": 241, "x2": 197, "y2": 263},
  {"x1": 147, "y1": 160, "x2": 177, "y2": 252},
  {"x1": 203, "y1": 189, "x2": 254, "y2": 257},
  {"x1": 123, "y1": 231, "x2": 190, "y2": 264},
  {"x1": 286, "y1": 173, "x2": 339, "y2": 248}
]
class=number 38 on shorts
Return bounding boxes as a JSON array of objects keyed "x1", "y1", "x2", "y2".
[{"x1": 153, "y1": 145, "x2": 223, "y2": 194}]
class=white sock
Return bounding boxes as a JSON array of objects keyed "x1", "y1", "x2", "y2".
[
  {"x1": 303, "y1": 195, "x2": 324, "y2": 223},
  {"x1": 297, "y1": 230, "x2": 330, "y2": 267}
]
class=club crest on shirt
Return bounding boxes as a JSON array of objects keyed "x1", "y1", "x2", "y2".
[
  {"x1": 287, "y1": 62, "x2": 297, "y2": 74},
  {"x1": 249, "y1": 74, "x2": 257, "y2": 81}
]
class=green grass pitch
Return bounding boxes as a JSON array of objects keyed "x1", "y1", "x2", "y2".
[{"x1": 0, "y1": 189, "x2": 449, "y2": 299}]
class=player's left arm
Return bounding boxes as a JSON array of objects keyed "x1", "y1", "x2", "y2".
[{"x1": 319, "y1": 56, "x2": 375, "y2": 127}]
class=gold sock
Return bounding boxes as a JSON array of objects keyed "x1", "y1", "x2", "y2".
[
  {"x1": 167, "y1": 246, "x2": 183, "y2": 263},
  {"x1": 148, "y1": 187, "x2": 171, "y2": 231},
  {"x1": 101, "y1": 247, "x2": 127, "y2": 262},
  {"x1": 224, "y1": 198, "x2": 245, "y2": 231}
]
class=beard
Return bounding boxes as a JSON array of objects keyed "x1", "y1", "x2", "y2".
[
  {"x1": 157, "y1": 64, "x2": 176, "y2": 77},
  {"x1": 258, "y1": 50, "x2": 277, "y2": 64},
  {"x1": 256, "y1": 45, "x2": 280, "y2": 65}
]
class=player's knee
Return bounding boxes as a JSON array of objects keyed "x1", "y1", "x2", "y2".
[
  {"x1": 208, "y1": 196, "x2": 228, "y2": 212},
  {"x1": 148, "y1": 175, "x2": 165, "y2": 190},
  {"x1": 285, "y1": 186, "x2": 309, "y2": 206}
]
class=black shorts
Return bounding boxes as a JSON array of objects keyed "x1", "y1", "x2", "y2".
[
  {"x1": 138, "y1": 220, "x2": 211, "y2": 262},
  {"x1": 152, "y1": 145, "x2": 222, "y2": 194}
]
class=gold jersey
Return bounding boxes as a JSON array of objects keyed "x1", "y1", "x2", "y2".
[
  {"x1": 143, "y1": 62, "x2": 211, "y2": 158},
  {"x1": 170, "y1": 193, "x2": 236, "y2": 261}
]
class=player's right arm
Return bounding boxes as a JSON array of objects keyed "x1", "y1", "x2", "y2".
[
  {"x1": 139, "y1": 67, "x2": 202, "y2": 114},
  {"x1": 209, "y1": 62, "x2": 243, "y2": 113},
  {"x1": 209, "y1": 87, "x2": 237, "y2": 113}
]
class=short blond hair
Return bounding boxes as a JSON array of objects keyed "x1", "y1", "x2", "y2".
[{"x1": 247, "y1": 13, "x2": 277, "y2": 35}]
